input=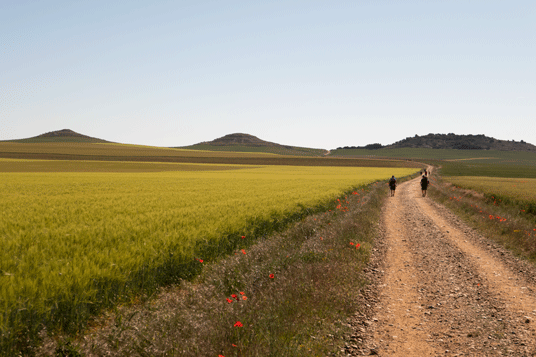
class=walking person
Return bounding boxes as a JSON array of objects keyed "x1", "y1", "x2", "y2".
[
  {"x1": 420, "y1": 175, "x2": 429, "y2": 197},
  {"x1": 388, "y1": 175, "x2": 397, "y2": 197}
]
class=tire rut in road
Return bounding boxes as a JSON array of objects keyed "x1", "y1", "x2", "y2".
[{"x1": 350, "y1": 177, "x2": 536, "y2": 356}]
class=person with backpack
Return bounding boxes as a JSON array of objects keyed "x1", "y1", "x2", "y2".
[
  {"x1": 420, "y1": 175, "x2": 429, "y2": 197},
  {"x1": 388, "y1": 175, "x2": 397, "y2": 197}
]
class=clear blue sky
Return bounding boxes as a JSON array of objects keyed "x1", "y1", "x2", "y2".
[{"x1": 1, "y1": 0, "x2": 534, "y2": 149}]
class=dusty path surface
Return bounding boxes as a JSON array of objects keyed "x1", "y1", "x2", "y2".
[{"x1": 349, "y1": 176, "x2": 536, "y2": 356}]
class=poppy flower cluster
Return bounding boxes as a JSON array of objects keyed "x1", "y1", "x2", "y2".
[
  {"x1": 488, "y1": 214, "x2": 507, "y2": 222},
  {"x1": 227, "y1": 291, "x2": 248, "y2": 304},
  {"x1": 349, "y1": 242, "x2": 361, "y2": 249},
  {"x1": 336, "y1": 204, "x2": 349, "y2": 212}
]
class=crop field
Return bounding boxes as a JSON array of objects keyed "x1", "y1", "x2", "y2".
[
  {"x1": 0, "y1": 142, "x2": 424, "y2": 169},
  {"x1": 329, "y1": 147, "x2": 536, "y2": 178},
  {"x1": 330, "y1": 147, "x2": 536, "y2": 163},
  {"x1": 438, "y1": 160, "x2": 536, "y2": 178},
  {"x1": 0, "y1": 158, "x2": 254, "y2": 172},
  {"x1": 445, "y1": 176, "x2": 536, "y2": 212},
  {"x1": 0, "y1": 161, "x2": 417, "y2": 351},
  {"x1": 0, "y1": 142, "x2": 275, "y2": 158}
]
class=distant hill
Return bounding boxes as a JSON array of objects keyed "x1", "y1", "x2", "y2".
[
  {"x1": 200, "y1": 133, "x2": 282, "y2": 147},
  {"x1": 337, "y1": 134, "x2": 536, "y2": 153},
  {"x1": 181, "y1": 133, "x2": 327, "y2": 156},
  {"x1": 8, "y1": 129, "x2": 109, "y2": 143}
]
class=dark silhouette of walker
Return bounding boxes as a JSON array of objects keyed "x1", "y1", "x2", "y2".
[
  {"x1": 388, "y1": 176, "x2": 397, "y2": 197},
  {"x1": 420, "y1": 175, "x2": 429, "y2": 197}
]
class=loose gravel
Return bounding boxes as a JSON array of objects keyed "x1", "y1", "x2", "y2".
[{"x1": 348, "y1": 176, "x2": 536, "y2": 356}]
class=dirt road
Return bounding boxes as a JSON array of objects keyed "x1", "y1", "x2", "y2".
[{"x1": 350, "y1": 176, "x2": 536, "y2": 356}]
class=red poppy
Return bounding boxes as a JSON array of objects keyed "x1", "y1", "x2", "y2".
[
  {"x1": 269, "y1": 273, "x2": 274, "y2": 279},
  {"x1": 241, "y1": 235, "x2": 245, "y2": 239},
  {"x1": 234, "y1": 321, "x2": 243, "y2": 327},
  {"x1": 199, "y1": 259, "x2": 203, "y2": 263},
  {"x1": 226, "y1": 298, "x2": 233, "y2": 304},
  {"x1": 241, "y1": 249, "x2": 246, "y2": 255},
  {"x1": 239, "y1": 291, "x2": 245, "y2": 295},
  {"x1": 242, "y1": 296, "x2": 247, "y2": 300},
  {"x1": 231, "y1": 294, "x2": 237, "y2": 299},
  {"x1": 350, "y1": 242, "x2": 354, "y2": 245},
  {"x1": 219, "y1": 355, "x2": 225, "y2": 357},
  {"x1": 356, "y1": 243, "x2": 361, "y2": 249}
]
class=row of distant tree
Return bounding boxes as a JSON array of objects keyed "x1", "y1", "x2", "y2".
[
  {"x1": 336, "y1": 143, "x2": 384, "y2": 150},
  {"x1": 336, "y1": 133, "x2": 532, "y2": 151}
]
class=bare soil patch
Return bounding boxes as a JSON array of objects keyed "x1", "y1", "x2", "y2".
[{"x1": 349, "y1": 176, "x2": 536, "y2": 356}]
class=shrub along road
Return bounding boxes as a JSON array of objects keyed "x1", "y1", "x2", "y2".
[{"x1": 351, "y1": 175, "x2": 536, "y2": 356}]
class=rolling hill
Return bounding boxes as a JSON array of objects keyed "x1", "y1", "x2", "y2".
[
  {"x1": 180, "y1": 133, "x2": 328, "y2": 156},
  {"x1": 7, "y1": 129, "x2": 110, "y2": 143}
]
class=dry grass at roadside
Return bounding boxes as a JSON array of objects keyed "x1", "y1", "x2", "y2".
[
  {"x1": 38, "y1": 181, "x2": 395, "y2": 357},
  {"x1": 428, "y1": 175, "x2": 536, "y2": 262}
]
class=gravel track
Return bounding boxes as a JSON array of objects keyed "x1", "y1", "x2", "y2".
[{"x1": 348, "y1": 176, "x2": 536, "y2": 356}]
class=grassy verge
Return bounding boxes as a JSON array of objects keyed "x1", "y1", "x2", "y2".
[
  {"x1": 37, "y1": 176, "x2": 413, "y2": 357},
  {"x1": 428, "y1": 173, "x2": 536, "y2": 262}
]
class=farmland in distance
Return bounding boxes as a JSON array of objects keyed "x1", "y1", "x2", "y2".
[{"x1": 0, "y1": 142, "x2": 423, "y2": 168}]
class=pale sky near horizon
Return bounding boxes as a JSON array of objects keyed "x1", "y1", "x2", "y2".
[{"x1": 1, "y1": 0, "x2": 534, "y2": 150}]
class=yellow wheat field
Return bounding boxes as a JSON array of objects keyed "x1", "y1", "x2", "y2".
[{"x1": 0, "y1": 162, "x2": 416, "y2": 346}]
